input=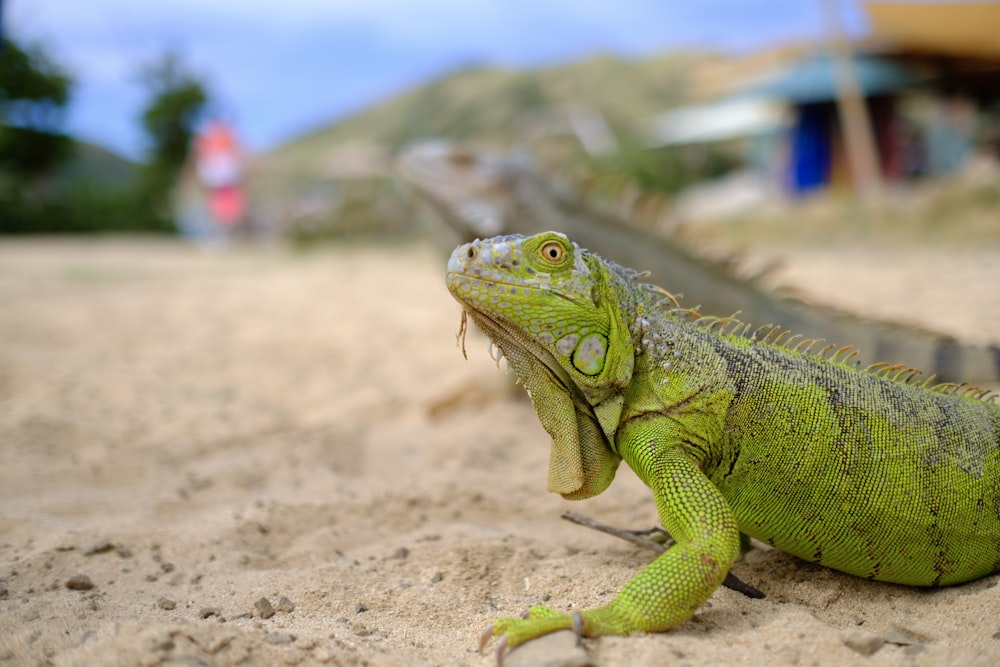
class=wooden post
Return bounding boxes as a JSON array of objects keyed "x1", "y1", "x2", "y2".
[{"x1": 820, "y1": 0, "x2": 883, "y2": 206}]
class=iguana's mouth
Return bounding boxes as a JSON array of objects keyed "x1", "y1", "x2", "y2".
[{"x1": 461, "y1": 305, "x2": 576, "y2": 396}]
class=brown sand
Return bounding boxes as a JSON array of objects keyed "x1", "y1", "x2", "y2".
[{"x1": 1, "y1": 237, "x2": 998, "y2": 666}]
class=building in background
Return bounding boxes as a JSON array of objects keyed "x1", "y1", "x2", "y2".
[{"x1": 649, "y1": 2, "x2": 1000, "y2": 198}]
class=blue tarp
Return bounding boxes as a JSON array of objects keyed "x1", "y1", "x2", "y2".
[
  {"x1": 739, "y1": 53, "x2": 917, "y2": 104},
  {"x1": 789, "y1": 104, "x2": 834, "y2": 193}
]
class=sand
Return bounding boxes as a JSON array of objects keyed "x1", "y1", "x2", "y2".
[{"x1": 1, "y1": 236, "x2": 998, "y2": 667}]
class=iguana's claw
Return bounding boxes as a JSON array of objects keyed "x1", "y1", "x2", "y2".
[
  {"x1": 478, "y1": 613, "x2": 526, "y2": 655},
  {"x1": 495, "y1": 636, "x2": 509, "y2": 667},
  {"x1": 572, "y1": 611, "x2": 584, "y2": 646},
  {"x1": 478, "y1": 620, "x2": 514, "y2": 664},
  {"x1": 479, "y1": 624, "x2": 494, "y2": 654}
]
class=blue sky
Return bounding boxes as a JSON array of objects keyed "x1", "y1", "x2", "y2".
[{"x1": 5, "y1": 0, "x2": 869, "y2": 159}]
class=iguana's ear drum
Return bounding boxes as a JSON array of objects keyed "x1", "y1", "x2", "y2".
[{"x1": 575, "y1": 266, "x2": 635, "y2": 441}]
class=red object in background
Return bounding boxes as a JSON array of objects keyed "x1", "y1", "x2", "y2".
[
  {"x1": 196, "y1": 120, "x2": 245, "y2": 225},
  {"x1": 210, "y1": 185, "x2": 245, "y2": 227}
]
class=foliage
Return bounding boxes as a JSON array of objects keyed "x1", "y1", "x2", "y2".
[
  {"x1": 0, "y1": 180, "x2": 169, "y2": 234},
  {"x1": 0, "y1": 36, "x2": 74, "y2": 182},
  {"x1": 135, "y1": 53, "x2": 208, "y2": 217},
  {"x1": 0, "y1": 40, "x2": 203, "y2": 234}
]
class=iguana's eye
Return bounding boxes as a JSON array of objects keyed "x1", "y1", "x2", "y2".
[{"x1": 539, "y1": 241, "x2": 565, "y2": 262}]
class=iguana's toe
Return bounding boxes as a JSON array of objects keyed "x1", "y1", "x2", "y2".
[{"x1": 481, "y1": 605, "x2": 577, "y2": 654}]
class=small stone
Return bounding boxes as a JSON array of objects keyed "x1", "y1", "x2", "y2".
[
  {"x1": 355, "y1": 603, "x2": 368, "y2": 614},
  {"x1": 66, "y1": 575, "x2": 94, "y2": 591},
  {"x1": 115, "y1": 545, "x2": 133, "y2": 559},
  {"x1": 883, "y1": 624, "x2": 932, "y2": 646},
  {"x1": 499, "y1": 629, "x2": 595, "y2": 667},
  {"x1": 199, "y1": 607, "x2": 223, "y2": 619},
  {"x1": 84, "y1": 540, "x2": 115, "y2": 556},
  {"x1": 263, "y1": 632, "x2": 295, "y2": 645},
  {"x1": 157, "y1": 597, "x2": 176, "y2": 610},
  {"x1": 255, "y1": 597, "x2": 275, "y2": 619},
  {"x1": 275, "y1": 596, "x2": 295, "y2": 613},
  {"x1": 160, "y1": 563, "x2": 175, "y2": 573},
  {"x1": 430, "y1": 571, "x2": 444, "y2": 584},
  {"x1": 389, "y1": 547, "x2": 409, "y2": 560},
  {"x1": 150, "y1": 636, "x2": 175, "y2": 653},
  {"x1": 843, "y1": 631, "x2": 884, "y2": 657}
]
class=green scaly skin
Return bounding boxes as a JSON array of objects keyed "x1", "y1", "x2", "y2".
[{"x1": 445, "y1": 231, "x2": 1000, "y2": 650}]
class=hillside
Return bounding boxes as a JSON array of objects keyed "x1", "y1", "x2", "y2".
[
  {"x1": 250, "y1": 51, "x2": 720, "y2": 196},
  {"x1": 55, "y1": 140, "x2": 138, "y2": 191}
]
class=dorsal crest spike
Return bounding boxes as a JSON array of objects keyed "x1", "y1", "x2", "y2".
[
  {"x1": 761, "y1": 326, "x2": 784, "y2": 344},
  {"x1": 831, "y1": 345, "x2": 855, "y2": 362},
  {"x1": 782, "y1": 334, "x2": 804, "y2": 349},
  {"x1": 750, "y1": 323, "x2": 774, "y2": 341},
  {"x1": 803, "y1": 339, "x2": 825, "y2": 354},
  {"x1": 635, "y1": 274, "x2": 995, "y2": 403},
  {"x1": 791, "y1": 337, "x2": 812, "y2": 352},
  {"x1": 818, "y1": 343, "x2": 838, "y2": 357},
  {"x1": 772, "y1": 330, "x2": 794, "y2": 346}
]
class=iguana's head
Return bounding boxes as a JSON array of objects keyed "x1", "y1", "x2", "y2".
[{"x1": 446, "y1": 232, "x2": 634, "y2": 498}]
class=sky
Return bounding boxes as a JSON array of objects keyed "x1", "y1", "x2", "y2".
[{"x1": 4, "y1": 0, "x2": 870, "y2": 159}]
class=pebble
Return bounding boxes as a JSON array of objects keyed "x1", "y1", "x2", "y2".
[
  {"x1": 157, "y1": 597, "x2": 176, "y2": 610},
  {"x1": 263, "y1": 632, "x2": 296, "y2": 645},
  {"x1": 883, "y1": 624, "x2": 931, "y2": 646},
  {"x1": 843, "y1": 630, "x2": 884, "y2": 657},
  {"x1": 275, "y1": 596, "x2": 295, "y2": 613},
  {"x1": 66, "y1": 575, "x2": 94, "y2": 591},
  {"x1": 255, "y1": 597, "x2": 275, "y2": 619},
  {"x1": 501, "y1": 630, "x2": 596, "y2": 667},
  {"x1": 84, "y1": 540, "x2": 115, "y2": 556},
  {"x1": 199, "y1": 607, "x2": 223, "y2": 619}
]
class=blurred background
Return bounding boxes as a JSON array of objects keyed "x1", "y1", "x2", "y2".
[{"x1": 1, "y1": 0, "x2": 998, "y2": 243}]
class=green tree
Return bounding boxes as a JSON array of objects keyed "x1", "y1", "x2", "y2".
[
  {"x1": 136, "y1": 53, "x2": 208, "y2": 219},
  {"x1": 0, "y1": 36, "x2": 74, "y2": 188}
]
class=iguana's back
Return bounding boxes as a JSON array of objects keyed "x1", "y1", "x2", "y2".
[{"x1": 698, "y1": 333, "x2": 1000, "y2": 586}]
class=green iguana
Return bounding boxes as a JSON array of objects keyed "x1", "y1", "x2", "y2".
[
  {"x1": 445, "y1": 231, "x2": 1000, "y2": 657},
  {"x1": 402, "y1": 141, "x2": 1000, "y2": 385}
]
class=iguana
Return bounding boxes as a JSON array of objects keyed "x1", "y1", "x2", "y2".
[
  {"x1": 445, "y1": 231, "x2": 1000, "y2": 658},
  {"x1": 401, "y1": 141, "x2": 1000, "y2": 383}
]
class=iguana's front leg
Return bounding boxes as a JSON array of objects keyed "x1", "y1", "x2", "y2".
[{"x1": 483, "y1": 444, "x2": 741, "y2": 651}]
